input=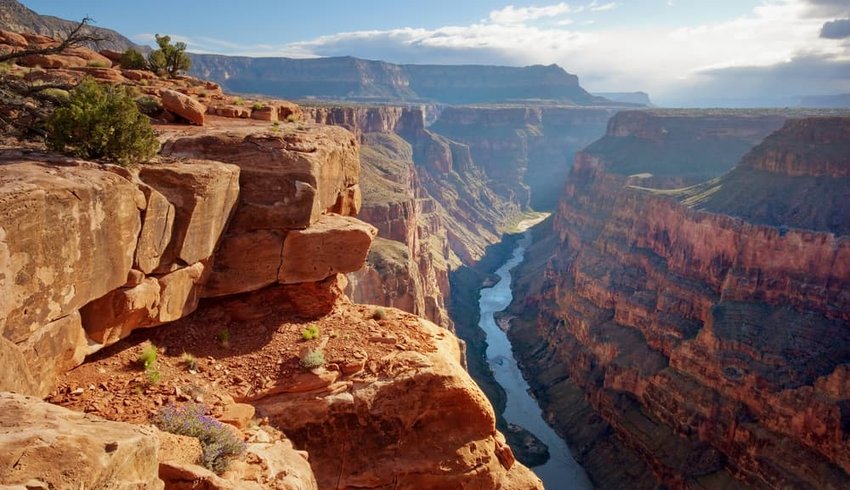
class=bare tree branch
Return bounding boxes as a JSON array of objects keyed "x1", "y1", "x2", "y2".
[{"x1": 0, "y1": 17, "x2": 106, "y2": 63}]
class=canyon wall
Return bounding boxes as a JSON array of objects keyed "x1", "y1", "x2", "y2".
[
  {"x1": 303, "y1": 104, "x2": 617, "y2": 330},
  {"x1": 510, "y1": 113, "x2": 850, "y2": 488},
  {"x1": 430, "y1": 106, "x2": 617, "y2": 209},
  {"x1": 190, "y1": 54, "x2": 602, "y2": 105}
]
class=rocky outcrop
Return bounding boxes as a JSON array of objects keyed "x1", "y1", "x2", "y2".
[
  {"x1": 0, "y1": 119, "x2": 373, "y2": 396},
  {"x1": 263, "y1": 320, "x2": 542, "y2": 489},
  {"x1": 190, "y1": 54, "x2": 599, "y2": 105},
  {"x1": 0, "y1": 392, "x2": 163, "y2": 489},
  {"x1": 509, "y1": 115, "x2": 850, "y2": 488},
  {"x1": 0, "y1": 0, "x2": 142, "y2": 52}
]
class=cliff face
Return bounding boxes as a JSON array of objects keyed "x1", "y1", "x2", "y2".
[
  {"x1": 303, "y1": 104, "x2": 527, "y2": 329},
  {"x1": 430, "y1": 106, "x2": 616, "y2": 209},
  {"x1": 190, "y1": 54, "x2": 598, "y2": 105},
  {"x1": 510, "y1": 114, "x2": 850, "y2": 488}
]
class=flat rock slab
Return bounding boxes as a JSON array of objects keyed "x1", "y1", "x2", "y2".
[{"x1": 0, "y1": 392, "x2": 163, "y2": 489}]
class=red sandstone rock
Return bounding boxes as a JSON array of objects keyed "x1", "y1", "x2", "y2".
[
  {"x1": 160, "y1": 89, "x2": 206, "y2": 125},
  {"x1": 0, "y1": 393, "x2": 163, "y2": 489},
  {"x1": 279, "y1": 214, "x2": 377, "y2": 284}
]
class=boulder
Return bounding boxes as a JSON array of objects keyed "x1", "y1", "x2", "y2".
[
  {"x1": 17, "y1": 312, "x2": 87, "y2": 396},
  {"x1": 160, "y1": 125, "x2": 360, "y2": 231},
  {"x1": 122, "y1": 69, "x2": 157, "y2": 81},
  {"x1": 160, "y1": 89, "x2": 206, "y2": 125},
  {"x1": 68, "y1": 66, "x2": 125, "y2": 83},
  {"x1": 0, "y1": 161, "x2": 142, "y2": 344},
  {"x1": 250, "y1": 106, "x2": 278, "y2": 122},
  {"x1": 279, "y1": 214, "x2": 377, "y2": 284},
  {"x1": 99, "y1": 49, "x2": 124, "y2": 63},
  {"x1": 203, "y1": 230, "x2": 285, "y2": 298},
  {"x1": 0, "y1": 393, "x2": 163, "y2": 489},
  {"x1": 81, "y1": 262, "x2": 207, "y2": 350},
  {"x1": 138, "y1": 161, "x2": 240, "y2": 270},
  {"x1": 0, "y1": 30, "x2": 27, "y2": 48}
]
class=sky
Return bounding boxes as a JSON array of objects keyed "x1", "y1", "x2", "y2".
[{"x1": 22, "y1": 0, "x2": 850, "y2": 106}]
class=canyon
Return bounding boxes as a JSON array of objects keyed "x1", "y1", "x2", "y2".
[
  {"x1": 509, "y1": 111, "x2": 850, "y2": 488},
  {"x1": 3, "y1": 2, "x2": 850, "y2": 488},
  {"x1": 0, "y1": 29, "x2": 543, "y2": 489}
]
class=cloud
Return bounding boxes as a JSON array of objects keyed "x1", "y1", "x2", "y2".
[
  {"x1": 488, "y1": 3, "x2": 574, "y2": 24},
  {"x1": 150, "y1": 0, "x2": 850, "y2": 105},
  {"x1": 821, "y1": 18, "x2": 850, "y2": 38},
  {"x1": 803, "y1": 0, "x2": 850, "y2": 17}
]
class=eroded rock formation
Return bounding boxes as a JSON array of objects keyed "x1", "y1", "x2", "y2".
[{"x1": 509, "y1": 113, "x2": 850, "y2": 488}]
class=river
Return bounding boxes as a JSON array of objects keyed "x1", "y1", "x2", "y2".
[{"x1": 478, "y1": 230, "x2": 592, "y2": 489}]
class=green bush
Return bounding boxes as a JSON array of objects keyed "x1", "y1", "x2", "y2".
[
  {"x1": 148, "y1": 34, "x2": 191, "y2": 77},
  {"x1": 120, "y1": 48, "x2": 148, "y2": 70},
  {"x1": 154, "y1": 404, "x2": 246, "y2": 473},
  {"x1": 251, "y1": 102, "x2": 265, "y2": 110},
  {"x1": 300, "y1": 349, "x2": 325, "y2": 370},
  {"x1": 145, "y1": 369, "x2": 162, "y2": 385},
  {"x1": 87, "y1": 60, "x2": 110, "y2": 68},
  {"x1": 46, "y1": 77, "x2": 159, "y2": 165}
]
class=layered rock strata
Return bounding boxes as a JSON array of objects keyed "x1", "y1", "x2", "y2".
[{"x1": 509, "y1": 115, "x2": 850, "y2": 488}]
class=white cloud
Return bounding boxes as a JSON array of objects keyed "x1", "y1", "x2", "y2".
[
  {"x1": 160, "y1": 0, "x2": 850, "y2": 105},
  {"x1": 488, "y1": 3, "x2": 575, "y2": 24}
]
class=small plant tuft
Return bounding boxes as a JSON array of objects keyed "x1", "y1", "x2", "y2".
[
  {"x1": 251, "y1": 102, "x2": 265, "y2": 110},
  {"x1": 217, "y1": 329, "x2": 231, "y2": 347},
  {"x1": 233, "y1": 97, "x2": 244, "y2": 106},
  {"x1": 137, "y1": 344, "x2": 158, "y2": 370},
  {"x1": 145, "y1": 369, "x2": 162, "y2": 385},
  {"x1": 154, "y1": 404, "x2": 246, "y2": 473},
  {"x1": 300, "y1": 348, "x2": 325, "y2": 370},
  {"x1": 302, "y1": 324, "x2": 320, "y2": 341},
  {"x1": 371, "y1": 308, "x2": 387, "y2": 321},
  {"x1": 181, "y1": 352, "x2": 198, "y2": 371},
  {"x1": 87, "y1": 59, "x2": 110, "y2": 68},
  {"x1": 285, "y1": 113, "x2": 298, "y2": 123}
]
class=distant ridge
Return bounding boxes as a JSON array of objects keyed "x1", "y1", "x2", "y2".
[
  {"x1": 0, "y1": 0, "x2": 142, "y2": 52},
  {"x1": 190, "y1": 53, "x2": 606, "y2": 105}
]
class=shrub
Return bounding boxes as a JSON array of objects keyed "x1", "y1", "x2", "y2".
[
  {"x1": 371, "y1": 308, "x2": 387, "y2": 321},
  {"x1": 302, "y1": 324, "x2": 320, "y2": 341},
  {"x1": 300, "y1": 349, "x2": 325, "y2": 370},
  {"x1": 148, "y1": 34, "x2": 191, "y2": 77},
  {"x1": 233, "y1": 97, "x2": 244, "y2": 106},
  {"x1": 137, "y1": 344, "x2": 158, "y2": 370},
  {"x1": 154, "y1": 404, "x2": 246, "y2": 473},
  {"x1": 285, "y1": 113, "x2": 298, "y2": 123},
  {"x1": 39, "y1": 88, "x2": 70, "y2": 104},
  {"x1": 251, "y1": 102, "x2": 265, "y2": 110},
  {"x1": 87, "y1": 60, "x2": 110, "y2": 68},
  {"x1": 120, "y1": 48, "x2": 148, "y2": 70},
  {"x1": 46, "y1": 77, "x2": 159, "y2": 165}
]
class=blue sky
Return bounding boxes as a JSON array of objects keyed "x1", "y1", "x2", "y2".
[{"x1": 22, "y1": 1, "x2": 850, "y2": 105}]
